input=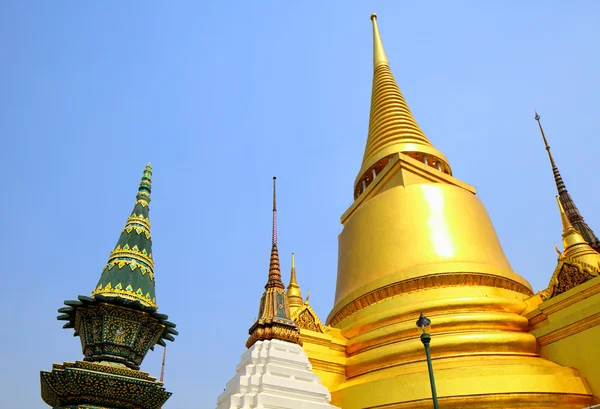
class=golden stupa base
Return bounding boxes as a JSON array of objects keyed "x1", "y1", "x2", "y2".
[{"x1": 331, "y1": 355, "x2": 592, "y2": 408}]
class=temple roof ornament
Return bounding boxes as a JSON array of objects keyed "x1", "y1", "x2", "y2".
[
  {"x1": 543, "y1": 197, "x2": 600, "y2": 299},
  {"x1": 535, "y1": 112, "x2": 600, "y2": 252},
  {"x1": 287, "y1": 252, "x2": 304, "y2": 309},
  {"x1": 246, "y1": 177, "x2": 302, "y2": 348},
  {"x1": 354, "y1": 14, "x2": 451, "y2": 197}
]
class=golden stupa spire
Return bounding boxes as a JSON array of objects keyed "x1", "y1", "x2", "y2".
[
  {"x1": 287, "y1": 252, "x2": 303, "y2": 310},
  {"x1": 535, "y1": 112, "x2": 600, "y2": 251},
  {"x1": 355, "y1": 14, "x2": 451, "y2": 192},
  {"x1": 371, "y1": 13, "x2": 388, "y2": 67},
  {"x1": 556, "y1": 196, "x2": 600, "y2": 265}
]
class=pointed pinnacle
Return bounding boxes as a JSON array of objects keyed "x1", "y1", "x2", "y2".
[
  {"x1": 272, "y1": 176, "x2": 277, "y2": 246},
  {"x1": 556, "y1": 196, "x2": 574, "y2": 232},
  {"x1": 370, "y1": 13, "x2": 388, "y2": 67},
  {"x1": 137, "y1": 163, "x2": 152, "y2": 204}
]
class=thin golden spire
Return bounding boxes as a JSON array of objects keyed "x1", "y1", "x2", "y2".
[
  {"x1": 556, "y1": 196, "x2": 579, "y2": 238},
  {"x1": 287, "y1": 252, "x2": 303, "y2": 309},
  {"x1": 355, "y1": 14, "x2": 450, "y2": 192},
  {"x1": 290, "y1": 252, "x2": 297, "y2": 284},
  {"x1": 370, "y1": 14, "x2": 388, "y2": 67},
  {"x1": 555, "y1": 196, "x2": 600, "y2": 268}
]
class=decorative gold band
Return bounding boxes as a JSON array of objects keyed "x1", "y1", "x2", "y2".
[
  {"x1": 328, "y1": 272, "x2": 533, "y2": 327},
  {"x1": 246, "y1": 324, "x2": 303, "y2": 349},
  {"x1": 91, "y1": 286, "x2": 157, "y2": 308}
]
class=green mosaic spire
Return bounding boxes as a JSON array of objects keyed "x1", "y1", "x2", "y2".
[
  {"x1": 91, "y1": 163, "x2": 157, "y2": 308},
  {"x1": 43, "y1": 164, "x2": 177, "y2": 409}
]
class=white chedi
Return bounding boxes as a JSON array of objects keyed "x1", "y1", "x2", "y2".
[{"x1": 217, "y1": 339, "x2": 339, "y2": 409}]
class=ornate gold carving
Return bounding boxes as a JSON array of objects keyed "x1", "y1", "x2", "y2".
[
  {"x1": 103, "y1": 244, "x2": 155, "y2": 280},
  {"x1": 246, "y1": 323, "x2": 303, "y2": 348},
  {"x1": 292, "y1": 303, "x2": 328, "y2": 334},
  {"x1": 544, "y1": 257, "x2": 599, "y2": 300},
  {"x1": 125, "y1": 213, "x2": 151, "y2": 232},
  {"x1": 298, "y1": 309, "x2": 321, "y2": 332},
  {"x1": 91, "y1": 284, "x2": 157, "y2": 308},
  {"x1": 328, "y1": 272, "x2": 532, "y2": 327},
  {"x1": 553, "y1": 263, "x2": 595, "y2": 297}
]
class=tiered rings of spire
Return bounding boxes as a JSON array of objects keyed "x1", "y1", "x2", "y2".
[
  {"x1": 92, "y1": 163, "x2": 158, "y2": 307},
  {"x1": 354, "y1": 14, "x2": 452, "y2": 199}
]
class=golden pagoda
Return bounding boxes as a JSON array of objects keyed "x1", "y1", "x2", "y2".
[{"x1": 282, "y1": 14, "x2": 599, "y2": 408}]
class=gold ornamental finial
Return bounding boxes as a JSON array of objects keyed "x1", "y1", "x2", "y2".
[
  {"x1": 370, "y1": 13, "x2": 388, "y2": 67},
  {"x1": 355, "y1": 14, "x2": 451, "y2": 192},
  {"x1": 290, "y1": 252, "x2": 297, "y2": 284},
  {"x1": 287, "y1": 252, "x2": 303, "y2": 309}
]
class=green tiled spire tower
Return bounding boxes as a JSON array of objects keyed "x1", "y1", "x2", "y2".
[
  {"x1": 92, "y1": 163, "x2": 157, "y2": 307},
  {"x1": 40, "y1": 164, "x2": 178, "y2": 409}
]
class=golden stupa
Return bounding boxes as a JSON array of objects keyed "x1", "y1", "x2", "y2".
[{"x1": 282, "y1": 14, "x2": 600, "y2": 409}]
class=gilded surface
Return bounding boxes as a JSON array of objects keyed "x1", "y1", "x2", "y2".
[
  {"x1": 292, "y1": 303, "x2": 327, "y2": 334},
  {"x1": 354, "y1": 14, "x2": 450, "y2": 192},
  {"x1": 330, "y1": 181, "x2": 532, "y2": 315},
  {"x1": 529, "y1": 276, "x2": 600, "y2": 400},
  {"x1": 286, "y1": 252, "x2": 304, "y2": 309},
  {"x1": 317, "y1": 15, "x2": 595, "y2": 409},
  {"x1": 554, "y1": 263, "x2": 595, "y2": 297},
  {"x1": 543, "y1": 198, "x2": 600, "y2": 300},
  {"x1": 298, "y1": 309, "x2": 321, "y2": 332}
]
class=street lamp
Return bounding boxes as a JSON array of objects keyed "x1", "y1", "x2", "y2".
[{"x1": 416, "y1": 313, "x2": 439, "y2": 409}]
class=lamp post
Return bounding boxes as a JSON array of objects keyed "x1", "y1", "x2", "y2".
[{"x1": 416, "y1": 313, "x2": 439, "y2": 409}]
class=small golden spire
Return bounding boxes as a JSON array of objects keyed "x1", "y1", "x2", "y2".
[
  {"x1": 370, "y1": 14, "x2": 388, "y2": 67},
  {"x1": 555, "y1": 196, "x2": 600, "y2": 266},
  {"x1": 556, "y1": 196, "x2": 575, "y2": 233},
  {"x1": 287, "y1": 252, "x2": 303, "y2": 309},
  {"x1": 356, "y1": 14, "x2": 451, "y2": 191}
]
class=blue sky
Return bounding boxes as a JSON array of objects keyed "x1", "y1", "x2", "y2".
[{"x1": 1, "y1": 1, "x2": 600, "y2": 408}]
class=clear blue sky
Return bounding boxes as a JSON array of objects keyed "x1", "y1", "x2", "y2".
[{"x1": 1, "y1": 1, "x2": 600, "y2": 408}]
